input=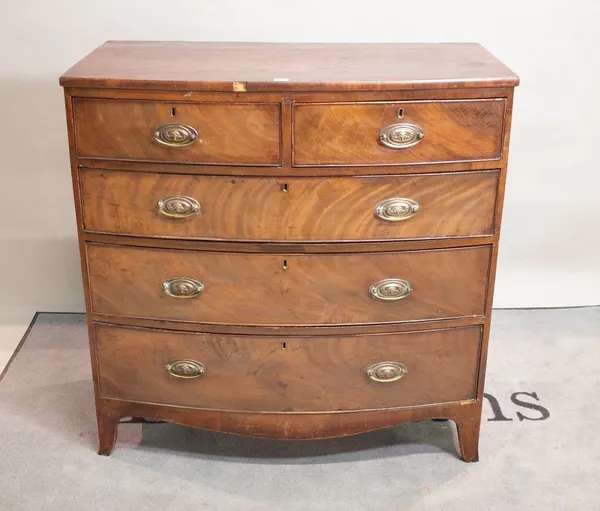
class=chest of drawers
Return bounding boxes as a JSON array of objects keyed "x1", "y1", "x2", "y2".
[{"x1": 60, "y1": 41, "x2": 518, "y2": 461}]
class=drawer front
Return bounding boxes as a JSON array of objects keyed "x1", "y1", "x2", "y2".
[
  {"x1": 96, "y1": 323, "x2": 481, "y2": 412},
  {"x1": 80, "y1": 169, "x2": 498, "y2": 242},
  {"x1": 293, "y1": 99, "x2": 505, "y2": 166},
  {"x1": 87, "y1": 244, "x2": 491, "y2": 326},
  {"x1": 73, "y1": 99, "x2": 281, "y2": 165}
]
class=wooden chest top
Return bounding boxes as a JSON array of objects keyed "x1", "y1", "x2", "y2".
[{"x1": 59, "y1": 41, "x2": 519, "y2": 92}]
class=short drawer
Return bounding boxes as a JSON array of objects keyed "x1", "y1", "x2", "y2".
[
  {"x1": 293, "y1": 99, "x2": 505, "y2": 166},
  {"x1": 87, "y1": 244, "x2": 491, "y2": 326},
  {"x1": 80, "y1": 169, "x2": 498, "y2": 242},
  {"x1": 96, "y1": 323, "x2": 481, "y2": 412},
  {"x1": 73, "y1": 99, "x2": 281, "y2": 165}
]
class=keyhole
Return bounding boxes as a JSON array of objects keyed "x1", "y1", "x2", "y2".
[
  {"x1": 282, "y1": 342, "x2": 287, "y2": 350},
  {"x1": 397, "y1": 108, "x2": 404, "y2": 119},
  {"x1": 171, "y1": 107, "x2": 177, "y2": 117},
  {"x1": 283, "y1": 260, "x2": 288, "y2": 270},
  {"x1": 282, "y1": 183, "x2": 289, "y2": 193}
]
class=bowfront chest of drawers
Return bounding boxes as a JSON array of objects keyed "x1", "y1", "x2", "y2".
[{"x1": 60, "y1": 41, "x2": 519, "y2": 461}]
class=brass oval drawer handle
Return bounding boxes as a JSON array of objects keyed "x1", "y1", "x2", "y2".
[
  {"x1": 153, "y1": 123, "x2": 198, "y2": 147},
  {"x1": 379, "y1": 123, "x2": 424, "y2": 149},
  {"x1": 369, "y1": 278, "x2": 412, "y2": 301},
  {"x1": 166, "y1": 359, "x2": 206, "y2": 379},
  {"x1": 157, "y1": 195, "x2": 200, "y2": 218},
  {"x1": 366, "y1": 362, "x2": 407, "y2": 383},
  {"x1": 163, "y1": 277, "x2": 204, "y2": 298},
  {"x1": 375, "y1": 198, "x2": 419, "y2": 222}
]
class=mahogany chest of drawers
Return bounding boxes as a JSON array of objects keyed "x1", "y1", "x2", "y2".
[{"x1": 60, "y1": 41, "x2": 518, "y2": 461}]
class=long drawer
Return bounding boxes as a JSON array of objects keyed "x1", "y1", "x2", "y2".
[
  {"x1": 293, "y1": 99, "x2": 505, "y2": 166},
  {"x1": 96, "y1": 323, "x2": 481, "y2": 412},
  {"x1": 87, "y1": 244, "x2": 491, "y2": 326},
  {"x1": 80, "y1": 169, "x2": 498, "y2": 242},
  {"x1": 73, "y1": 99, "x2": 281, "y2": 165}
]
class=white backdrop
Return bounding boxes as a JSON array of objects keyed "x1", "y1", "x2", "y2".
[{"x1": 1, "y1": 0, "x2": 599, "y2": 311}]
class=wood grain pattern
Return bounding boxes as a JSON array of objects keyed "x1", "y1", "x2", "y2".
[
  {"x1": 80, "y1": 169, "x2": 498, "y2": 242},
  {"x1": 86, "y1": 244, "x2": 491, "y2": 326},
  {"x1": 293, "y1": 100, "x2": 505, "y2": 166},
  {"x1": 60, "y1": 41, "x2": 519, "y2": 91},
  {"x1": 73, "y1": 99, "x2": 281, "y2": 165},
  {"x1": 96, "y1": 323, "x2": 481, "y2": 412}
]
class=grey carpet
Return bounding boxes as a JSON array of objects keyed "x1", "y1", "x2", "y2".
[{"x1": 0, "y1": 309, "x2": 599, "y2": 510}]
